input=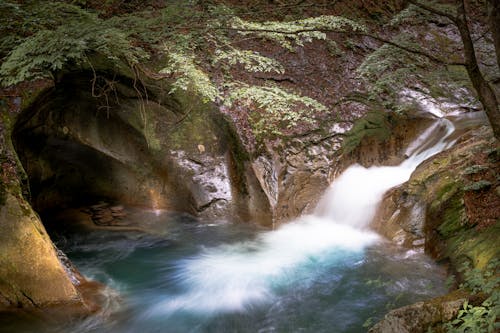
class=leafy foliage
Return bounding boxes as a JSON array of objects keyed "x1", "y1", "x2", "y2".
[
  {"x1": 160, "y1": 48, "x2": 220, "y2": 103},
  {"x1": 463, "y1": 180, "x2": 492, "y2": 192},
  {"x1": 355, "y1": 38, "x2": 458, "y2": 113},
  {"x1": 230, "y1": 15, "x2": 366, "y2": 50},
  {"x1": 463, "y1": 165, "x2": 489, "y2": 175},
  {"x1": 444, "y1": 260, "x2": 500, "y2": 333},
  {"x1": 213, "y1": 48, "x2": 285, "y2": 74},
  {"x1": 356, "y1": 3, "x2": 475, "y2": 113},
  {"x1": 0, "y1": 2, "x2": 148, "y2": 86},
  {"x1": 225, "y1": 83, "x2": 326, "y2": 138},
  {"x1": 1, "y1": 1, "x2": 335, "y2": 140},
  {"x1": 156, "y1": 10, "x2": 343, "y2": 138}
]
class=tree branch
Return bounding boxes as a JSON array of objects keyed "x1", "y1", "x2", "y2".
[
  {"x1": 218, "y1": 26, "x2": 464, "y2": 66},
  {"x1": 358, "y1": 32, "x2": 464, "y2": 65},
  {"x1": 406, "y1": 0, "x2": 458, "y2": 23}
]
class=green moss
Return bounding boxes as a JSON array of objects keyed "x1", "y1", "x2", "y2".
[
  {"x1": 342, "y1": 110, "x2": 393, "y2": 154},
  {"x1": 463, "y1": 180, "x2": 492, "y2": 192},
  {"x1": 462, "y1": 165, "x2": 489, "y2": 175},
  {"x1": 168, "y1": 110, "x2": 214, "y2": 150},
  {"x1": 143, "y1": 121, "x2": 161, "y2": 151},
  {"x1": 435, "y1": 178, "x2": 458, "y2": 203},
  {"x1": 437, "y1": 194, "x2": 466, "y2": 238},
  {"x1": 424, "y1": 175, "x2": 466, "y2": 238},
  {"x1": 447, "y1": 224, "x2": 500, "y2": 271},
  {"x1": 164, "y1": 89, "x2": 220, "y2": 152}
]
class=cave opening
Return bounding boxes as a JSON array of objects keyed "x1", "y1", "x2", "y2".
[
  {"x1": 12, "y1": 70, "x2": 273, "y2": 236},
  {"x1": 11, "y1": 72, "x2": 162, "y2": 234}
]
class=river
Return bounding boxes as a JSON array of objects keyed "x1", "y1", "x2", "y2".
[{"x1": 3, "y1": 114, "x2": 486, "y2": 333}]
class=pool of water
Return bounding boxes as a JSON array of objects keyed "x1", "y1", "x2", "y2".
[{"x1": 3, "y1": 209, "x2": 447, "y2": 333}]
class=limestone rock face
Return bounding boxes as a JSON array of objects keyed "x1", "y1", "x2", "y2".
[
  {"x1": 0, "y1": 193, "x2": 82, "y2": 308},
  {"x1": 252, "y1": 112, "x2": 436, "y2": 225},
  {"x1": 372, "y1": 188, "x2": 427, "y2": 249},
  {"x1": 13, "y1": 72, "x2": 272, "y2": 225},
  {"x1": 252, "y1": 130, "x2": 341, "y2": 224}
]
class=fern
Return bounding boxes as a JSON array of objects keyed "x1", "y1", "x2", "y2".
[
  {"x1": 0, "y1": 2, "x2": 148, "y2": 87},
  {"x1": 230, "y1": 15, "x2": 366, "y2": 50},
  {"x1": 213, "y1": 48, "x2": 285, "y2": 74},
  {"x1": 356, "y1": 34, "x2": 472, "y2": 112},
  {"x1": 159, "y1": 48, "x2": 220, "y2": 103},
  {"x1": 225, "y1": 83, "x2": 326, "y2": 137}
]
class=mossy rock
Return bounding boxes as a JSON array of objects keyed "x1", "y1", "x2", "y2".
[
  {"x1": 428, "y1": 181, "x2": 467, "y2": 238},
  {"x1": 446, "y1": 223, "x2": 500, "y2": 271},
  {"x1": 342, "y1": 110, "x2": 393, "y2": 154}
]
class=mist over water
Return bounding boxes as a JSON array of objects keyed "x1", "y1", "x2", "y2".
[{"x1": 152, "y1": 217, "x2": 380, "y2": 315}]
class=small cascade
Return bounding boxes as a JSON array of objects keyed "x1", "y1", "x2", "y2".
[
  {"x1": 145, "y1": 116, "x2": 461, "y2": 316},
  {"x1": 318, "y1": 117, "x2": 456, "y2": 228},
  {"x1": 403, "y1": 118, "x2": 455, "y2": 159}
]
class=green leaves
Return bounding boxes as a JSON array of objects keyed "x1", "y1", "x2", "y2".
[
  {"x1": 463, "y1": 180, "x2": 493, "y2": 192},
  {"x1": 225, "y1": 83, "x2": 326, "y2": 138},
  {"x1": 160, "y1": 49, "x2": 220, "y2": 103},
  {"x1": 0, "y1": 2, "x2": 148, "y2": 87},
  {"x1": 213, "y1": 48, "x2": 284, "y2": 74},
  {"x1": 444, "y1": 260, "x2": 500, "y2": 333},
  {"x1": 230, "y1": 15, "x2": 366, "y2": 50}
]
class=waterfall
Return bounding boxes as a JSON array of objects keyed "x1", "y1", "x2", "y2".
[
  {"x1": 148, "y1": 117, "x2": 458, "y2": 316},
  {"x1": 318, "y1": 117, "x2": 456, "y2": 228}
]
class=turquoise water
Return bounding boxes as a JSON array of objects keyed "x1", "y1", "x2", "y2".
[
  {"x1": 6, "y1": 209, "x2": 446, "y2": 333},
  {"x1": 2, "y1": 115, "x2": 467, "y2": 333}
]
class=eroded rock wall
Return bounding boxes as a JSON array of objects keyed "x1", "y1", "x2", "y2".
[
  {"x1": 372, "y1": 124, "x2": 499, "y2": 269},
  {"x1": 13, "y1": 72, "x2": 272, "y2": 225},
  {"x1": 370, "y1": 123, "x2": 499, "y2": 331},
  {"x1": 0, "y1": 92, "x2": 85, "y2": 310},
  {"x1": 0, "y1": 68, "x2": 274, "y2": 312}
]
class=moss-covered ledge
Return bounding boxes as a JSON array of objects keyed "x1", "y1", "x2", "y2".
[
  {"x1": 371, "y1": 124, "x2": 499, "y2": 332},
  {"x1": 374, "y1": 125, "x2": 499, "y2": 270}
]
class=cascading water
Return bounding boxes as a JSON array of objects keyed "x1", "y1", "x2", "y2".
[
  {"x1": 146, "y1": 118, "x2": 456, "y2": 316},
  {"x1": 319, "y1": 118, "x2": 456, "y2": 228},
  {"x1": 6, "y1": 116, "x2": 469, "y2": 333}
]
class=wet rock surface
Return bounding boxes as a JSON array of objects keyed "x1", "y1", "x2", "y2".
[
  {"x1": 12, "y1": 72, "x2": 272, "y2": 225},
  {"x1": 370, "y1": 122, "x2": 499, "y2": 332},
  {"x1": 87, "y1": 202, "x2": 127, "y2": 226},
  {"x1": 0, "y1": 192, "x2": 84, "y2": 309},
  {"x1": 0, "y1": 89, "x2": 91, "y2": 311},
  {"x1": 372, "y1": 124, "x2": 499, "y2": 267},
  {"x1": 252, "y1": 132, "x2": 340, "y2": 224},
  {"x1": 369, "y1": 292, "x2": 467, "y2": 333}
]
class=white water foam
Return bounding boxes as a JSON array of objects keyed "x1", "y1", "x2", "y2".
[
  {"x1": 151, "y1": 216, "x2": 378, "y2": 314},
  {"x1": 151, "y1": 118, "x2": 457, "y2": 316},
  {"x1": 320, "y1": 118, "x2": 455, "y2": 228}
]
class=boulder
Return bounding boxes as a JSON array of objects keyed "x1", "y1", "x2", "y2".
[
  {"x1": 369, "y1": 292, "x2": 467, "y2": 333},
  {"x1": 0, "y1": 193, "x2": 83, "y2": 308}
]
